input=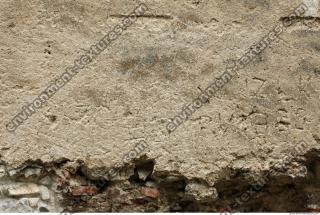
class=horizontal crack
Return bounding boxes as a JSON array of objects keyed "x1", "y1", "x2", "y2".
[
  {"x1": 279, "y1": 16, "x2": 320, "y2": 22},
  {"x1": 109, "y1": 14, "x2": 174, "y2": 20}
]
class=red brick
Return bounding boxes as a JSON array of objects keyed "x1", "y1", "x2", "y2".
[
  {"x1": 71, "y1": 186, "x2": 99, "y2": 196},
  {"x1": 141, "y1": 187, "x2": 160, "y2": 199}
]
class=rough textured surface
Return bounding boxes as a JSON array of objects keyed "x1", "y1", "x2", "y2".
[{"x1": 0, "y1": 0, "x2": 320, "y2": 212}]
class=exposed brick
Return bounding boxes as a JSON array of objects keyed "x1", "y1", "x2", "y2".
[
  {"x1": 141, "y1": 187, "x2": 160, "y2": 199},
  {"x1": 71, "y1": 186, "x2": 99, "y2": 196}
]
